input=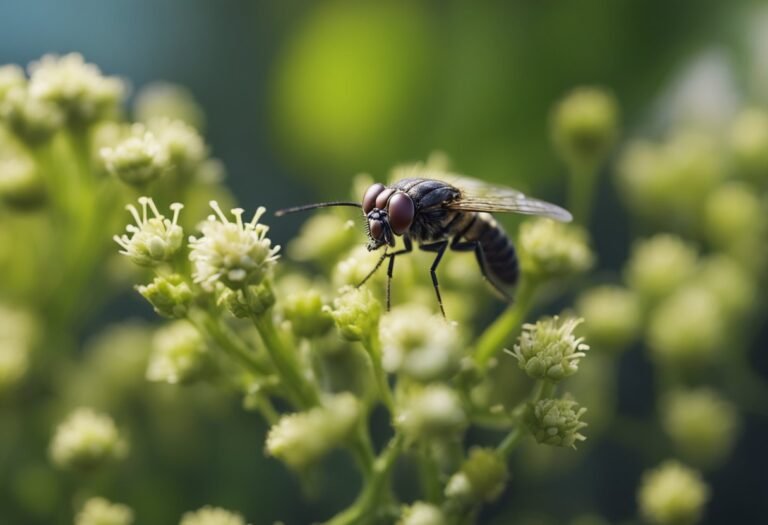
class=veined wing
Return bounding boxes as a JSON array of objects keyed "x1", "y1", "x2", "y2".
[{"x1": 388, "y1": 164, "x2": 572, "y2": 221}]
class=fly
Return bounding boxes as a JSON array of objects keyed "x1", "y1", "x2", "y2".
[{"x1": 276, "y1": 170, "x2": 572, "y2": 317}]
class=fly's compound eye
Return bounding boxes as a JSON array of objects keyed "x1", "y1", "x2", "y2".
[
  {"x1": 363, "y1": 183, "x2": 386, "y2": 214},
  {"x1": 387, "y1": 192, "x2": 414, "y2": 234}
]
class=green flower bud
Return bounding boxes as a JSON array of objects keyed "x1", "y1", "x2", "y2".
[
  {"x1": 398, "y1": 502, "x2": 447, "y2": 525},
  {"x1": 136, "y1": 274, "x2": 193, "y2": 318},
  {"x1": 526, "y1": 396, "x2": 587, "y2": 448},
  {"x1": 75, "y1": 497, "x2": 134, "y2": 525},
  {"x1": 147, "y1": 320, "x2": 212, "y2": 385},
  {"x1": 0, "y1": 65, "x2": 26, "y2": 102},
  {"x1": 218, "y1": 282, "x2": 276, "y2": 318},
  {"x1": 134, "y1": 82, "x2": 205, "y2": 130},
  {"x1": 625, "y1": 234, "x2": 697, "y2": 304},
  {"x1": 381, "y1": 304, "x2": 462, "y2": 382},
  {"x1": 518, "y1": 218, "x2": 593, "y2": 281},
  {"x1": 396, "y1": 384, "x2": 467, "y2": 441},
  {"x1": 179, "y1": 506, "x2": 245, "y2": 525},
  {"x1": 445, "y1": 447, "x2": 508, "y2": 503},
  {"x1": 332, "y1": 245, "x2": 388, "y2": 289},
  {"x1": 0, "y1": 304, "x2": 37, "y2": 392},
  {"x1": 637, "y1": 460, "x2": 709, "y2": 525},
  {"x1": 617, "y1": 132, "x2": 725, "y2": 225},
  {"x1": 146, "y1": 117, "x2": 207, "y2": 175},
  {"x1": 0, "y1": 145, "x2": 46, "y2": 210},
  {"x1": 704, "y1": 182, "x2": 762, "y2": 249},
  {"x1": 101, "y1": 126, "x2": 170, "y2": 186},
  {"x1": 328, "y1": 287, "x2": 381, "y2": 342},
  {"x1": 114, "y1": 197, "x2": 184, "y2": 267},
  {"x1": 49, "y1": 408, "x2": 127, "y2": 471},
  {"x1": 282, "y1": 289, "x2": 333, "y2": 338},
  {"x1": 661, "y1": 389, "x2": 739, "y2": 468},
  {"x1": 695, "y1": 255, "x2": 755, "y2": 321},
  {"x1": 266, "y1": 393, "x2": 361, "y2": 470},
  {"x1": 27, "y1": 53, "x2": 124, "y2": 126},
  {"x1": 189, "y1": 202, "x2": 280, "y2": 291},
  {"x1": 551, "y1": 86, "x2": 619, "y2": 168},
  {"x1": 1, "y1": 86, "x2": 64, "y2": 144},
  {"x1": 647, "y1": 286, "x2": 723, "y2": 368},
  {"x1": 512, "y1": 316, "x2": 589, "y2": 382},
  {"x1": 287, "y1": 212, "x2": 359, "y2": 264},
  {"x1": 576, "y1": 285, "x2": 641, "y2": 351},
  {"x1": 729, "y1": 107, "x2": 768, "y2": 182}
]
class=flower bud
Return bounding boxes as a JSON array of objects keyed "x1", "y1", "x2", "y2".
[
  {"x1": 1, "y1": 86, "x2": 63, "y2": 144},
  {"x1": 616, "y1": 132, "x2": 724, "y2": 225},
  {"x1": 396, "y1": 384, "x2": 467, "y2": 441},
  {"x1": 637, "y1": 460, "x2": 709, "y2": 525},
  {"x1": 328, "y1": 287, "x2": 381, "y2": 342},
  {"x1": 551, "y1": 86, "x2": 619, "y2": 168},
  {"x1": 49, "y1": 408, "x2": 127, "y2": 471},
  {"x1": 218, "y1": 282, "x2": 276, "y2": 318},
  {"x1": 281, "y1": 289, "x2": 333, "y2": 338},
  {"x1": 114, "y1": 197, "x2": 184, "y2": 267},
  {"x1": 146, "y1": 117, "x2": 207, "y2": 175},
  {"x1": 729, "y1": 107, "x2": 768, "y2": 182},
  {"x1": 526, "y1": 396, "x2": 587, "y2": 448},
  {"x1": 380, "y1": 304, "x2": 462, "y2": 382},
  {"x1": 695, "y1": 255, "x2": 755, "y2": 321},
  {"x1": 576, "y1": 285, "x2": 641, "y2": 351},
  {"x1": 518, "y1": 218, "x2": 593, "y2": 281},
  {"x1": 28, "y1": 53, "x2": 124, "y2": 126},
  {"x1": 445, "y1": 447, "x2": 508, "y2": 503},
  {"x1": 75, "y1": 497, "x2": 134, "y2": 525},
  {"x1": 179, "y1": 506, "x2": 245, "y2": 525},
  {"x1": 147, "y1": 321, "x2": 212, "y2": 385},
  {"x1": 512, "y1": 316, "x2": 589, "y2": 382},
  {"x1": 0, "y1": 65, "x2": 26, "y2": 102},
  {"x1": 287, "y1": 212, "x2": 359, "y2": 264},
  {"x1": 661, "y1": 389, "x2": 739, "y2": 468},
  {"x1": 136, "y1": 274, "x2": 193, "y2": 318},
  {"x1": 332, "y1": 245, "x2": 388, "y2": 289},
  {"x1": 0, "y1": 146, "x2": 46, "y2": 210},
  {"x1": 625, "y1": 234, "x2": 697, "y2": 304},
  {"x1": 134, "y1": 82, "x2": 205, "y2": 130},
  {"x1": 704, "y1": 182, "x2": 762, "y2": 250},
  {"x1": 266, "y1": 393, "x2": 361, "y2": 470},
  {"x1": 647, "y1": 286, "x2": 723, "y2": 368},
  {"x1": 101, "y1": 126, "x2": 170, "y2": 186},
  {"x1": 189, "y1": 202, "x2": 280, "y2": 291},
  {"x1": 398, "y1": 502, "x2": 446, "y2": 525}
]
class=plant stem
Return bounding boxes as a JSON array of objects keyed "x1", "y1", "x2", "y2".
[
  {"x1": 417, "y1": 442, "x2": 442, "y2": 503},
  {"x1": 474, "y1": 278, "x2": 538, "y2": 368},
  {"x1": 568, "y1": 162, "x2": 598, "y2": 226},
  {"x1": 363, "y1": 334, "x2": 395, "y2": 412},
  {"x1": 348, "y1": 423, "x2": 376, "y2": 482},
  {"x1": 324, "y1": 433, "x2": 404, "y2": 525},
  {"x1": 251, "y1": 312, "x2": 320, "y2": 409},
  {"x1": 496, "y1": 426, "x2": 524, "y2": 458},
  {"x1": 498, "y1": 379, "x2": 554, "y2": 458}
]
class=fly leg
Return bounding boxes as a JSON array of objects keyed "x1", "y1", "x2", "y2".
[
  {"x1": 419, "y1": 240, "x2": 449, "y2": 317},
  {"x1": 450, "y1": 236, "x2": 512, "y2": 302},
  {"x1": 384, "y1": 236, "x2": 412, "y2": 311}
]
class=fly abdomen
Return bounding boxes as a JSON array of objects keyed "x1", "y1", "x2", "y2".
[{"x1": 465, "y1": 213, "x2": 519, "y2": 286}]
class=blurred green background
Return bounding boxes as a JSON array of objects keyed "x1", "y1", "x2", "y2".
[{"x1": 1, "y1": 1, "x2": 767, "y2": 524}]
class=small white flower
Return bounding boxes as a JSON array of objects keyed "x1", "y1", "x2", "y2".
[
  {"x1": 512, "y1": 315, "x2": 589, "y2": 381},
  {"x1": 101, "y1": 126, "x2": 170, "y2": 186},
  {"x1": 179, "y1": 506, "x2": 245, "y2": 525},
  {"x1": 114, "y1": 197, "x2": 184, "y2": 267},
  {"x1": 75, "y1": 497, "x2": 134, "y2": 525},
  {"x1": 188, "y1": 201, "x2": 280, "y2": 291},
  {"x1": 49, "y1": 408, "x2": 127, "y2": 470}
]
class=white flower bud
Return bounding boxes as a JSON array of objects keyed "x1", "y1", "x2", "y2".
[
  {"x1": 114, "y1": 197, "x2": 184, "y2": 267},
  {"x1": 179, "y1": 506, "x2": 245, "y2": 525},
  {"x1": 638, "y1": 460, "x2": 709, "y2": 525},
  {"x1": 512, "y1": 316, "x2": 589, "y2": 381},
  {"x1": 49, "y1": 408, "x2": 127, "y2": 471},
  {"x1": 75, "y1": 497, "x2": 134, "y2": 525}
]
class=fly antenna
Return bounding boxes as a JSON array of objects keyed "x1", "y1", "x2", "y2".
[{"x1": 274, "y1": 201, "x2": 362, "y2": 217}]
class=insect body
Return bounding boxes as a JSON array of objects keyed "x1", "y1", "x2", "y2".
[{"x1": 277, "y1": 172, "x2": 572, "y2": 317}]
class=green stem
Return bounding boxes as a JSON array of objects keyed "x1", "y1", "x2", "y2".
[
  {"x1": 417, "y1": 443, "x2": 442, "y2": 503},
  {"x1": 474, "y1": 278, "x2": 538, "y2": 368},
  {"x1": 324, "y1": 433, "x2": 404, "y2": 525},
  {"x1": 363, "y1": 334, "x2": 395, "y2": 412},
  {"x1": 496, "y1": 426, "x2": 525, "y2": 458},
  {"x1": 498, "y1": 379, "x2": 554, "y2": 458},
  {"x1": 251, "y1": 313, "x2": 319, "y2": 409},
  {"x1": 567, "y1": 162, "x2": 598, "y2": 226},
  {"x1": 348, "y1": 422, "x2": 376, "y2": 482},
  {"x1": 189, "y1": 310, "x2": 271, "y2": 376}
]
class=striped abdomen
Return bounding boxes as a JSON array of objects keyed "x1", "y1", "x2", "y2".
[{"x1": 463, "y1": 212, "x2": 519, "y2": 286}]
